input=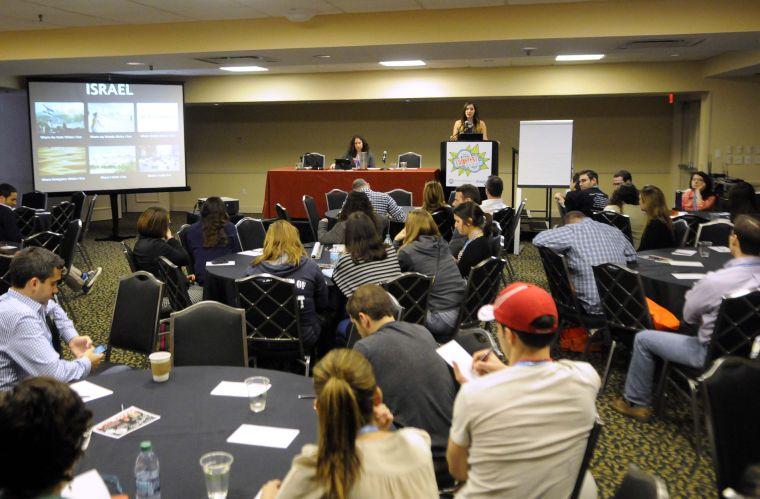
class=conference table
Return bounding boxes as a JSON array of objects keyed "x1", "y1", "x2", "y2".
[
  {"x1": 76, "y1": 366, "x2": 317, "y2": 498},
  {"x1": 262, "y1": 167, "x2": 440, "y2": 219},
  {"x1": 636, "y1": 247, "x2": 731, "y2": 317}
]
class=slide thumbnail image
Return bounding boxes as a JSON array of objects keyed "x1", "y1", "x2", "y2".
[
  {"x1": 38, "y1": 147, "x2": 87, "y2": 176},
  {"x1": 137, "y1": 103, "x2": 179, "y2": 133},
  {"x1": 88, "y1": 146, "x2": 137, "y2": 175},
  {"x1": 35, "y1": 102, "x2": 85, "y2": 135},
  {"x1": 88, "y1": 103, "x2": 135, "y2": 133},
  {"x1": 138, "y1": 144, "x2": 180, "y2": 172}
]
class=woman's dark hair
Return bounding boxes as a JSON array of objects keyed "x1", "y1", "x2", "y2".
[
  {"x1": 728, "y1": 181, "x2": 760, "y2": 221},
  {"x1": 571, "y1": 172, "x2": 581, "y2": 191},
  {"x1": 338, "y1": 191, "x2": 376, "y2": 224},
  {"x1": 344, "y1": 212, "x2": 386, "y2": 263},
  {"x1": 137, "y1": 206, "x2": 169, "y2": 239},
  {"x1": 691, "y1": 171, "x2": 714, "y2": 198},
  {"x1": 453, "y1": 201, "x2": 491, "y2": 236},
  {"x1": 608, "y1": 184, "x2": 640, "y2": 209},
  {"x1": 201, "y1": 196, "x2": 229, "y2": 248},
  {"x1": 344, "y1": 135, "x2": 369, "y2": 159},
  {"x1": 0, "y1": 377, "x2": 92, "y2": 498},
  {"x1": 459, "y1": 102, "x2": 481, "y2": 127}
]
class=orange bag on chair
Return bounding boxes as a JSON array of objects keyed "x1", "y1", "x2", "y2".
[
  {"x1": 559, "y1": 327, "x2": 601, "y2": 353},
  {"x1": 645, "y1": 298, "x2": 680, "y2": 331}
]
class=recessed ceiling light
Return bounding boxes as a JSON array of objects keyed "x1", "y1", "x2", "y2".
[
  {"x1": 555, "y1": 54, "x2": 605, "y2": 62},
  {"x1": 219, "y1": 66, "x2": 269, "y2": 72},
  {"x1": 670, "y1": 53, "x2": 680, "y2": 57},
  {"x1": 379, "y1": 60, "x2": 426, "y2": 67},
  {"x1": 313, "y1": 54, "x2": 331, "y2": 59},
  {"x1": 126, "y1": 62, "x2": 145, "y2": 66}
]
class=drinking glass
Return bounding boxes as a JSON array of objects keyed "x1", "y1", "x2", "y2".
[
  {"x1": 200, "y1": 452, "x2": 234, "y2": 499},
  {"x1": 698, "y1": 241, "x2": 712, "y2": 258},
  {"x1": 245, "y1": 376, "x2": 270, "y2": 413}
]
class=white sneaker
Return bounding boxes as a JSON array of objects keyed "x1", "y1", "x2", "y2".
[{"x1": 82, "y1": 267, "x2": 102, "y2": 294}]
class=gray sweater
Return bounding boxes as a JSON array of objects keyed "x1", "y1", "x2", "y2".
[
  {"x1": 398, "y1": 235, "x2": 466, "y2": 312},
  {"x1": 318, "y1": 215, "x2": 387, "y2": 244}
]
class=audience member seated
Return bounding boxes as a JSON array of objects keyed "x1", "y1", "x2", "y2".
[
  {"x1": 257, "y1": 348, "x2": 438, "y2": 499},
  {"x1": 453, "y1": 201, "x2": 494, "y2": 278},
  {"x1": 0, "y1": 182, "x2": 21, "y2": 243},
  {"x1": 563, "y1": 169, "x2": 609, "y2": 216},
  {"x1": 422, "y1": 180, "x2": 449, "y2": 215},
  {"x1": 133, "y1": 206, "x2": 191, "y2": 277},
  {"x1": 613, "y1": 215, "x2": 760, "y2": 422},
  {"x1": 0, "y1": 247, "x2": 103, "y2": 391},
  {"x1": 605, "y1": 184, "x2": 646, "y2": 247},
  {"x1": 447, "y1": 282, "x2": 600, "y2": 498},
  {"x1": 347, "y1": 284, "x2": 457, "y2": 484},
  {"x1": 318, "y1": 191, "x2": 385, "y2": 245},
  {"x1": 449, "y1": 183, "x2": 481, "y2": 257},
  {"x1": 533, "y1": 211, "x2": 636, "y2": 315},
  {"x1": 612, "y1": 169, "x2": 637, "y2": 192},
  {"x1": 638, "y1": 185, "x2": 677, "y2": 251},
  {"x1": 727, "y1": 180, "x2": 760, "y2": 222},
  {"x1": 396, "y1": 210, "x2": 466, "y2": 341},
  {"x1": 185, "y1": 196, "x2": 239, "y2": 284},
  {"x1": 481, "y1": 175, "x2": 508, "y2": 214},
  {"x1": 332, "y1": 212, "x2": 401, "y2": 299},
  {"x1": 247, "y1": 220, "x2": 328, "y2": 348},
  {"x1": 681, "y1": 171, "x2": 717, "y2": 212},
  {"x1": 0, "y1": 377, "x2": 93, "y2": 498},
  {"x1": 352, "y1": 178, "x2": 406, "y2": 222},
  {"x1": 554, "y1": 172, "x2": 581, "y2": 209}
]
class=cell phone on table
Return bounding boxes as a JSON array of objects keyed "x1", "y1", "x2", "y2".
[{"x1": 93, "y1": 345, "x2": 106, "y2": 354}]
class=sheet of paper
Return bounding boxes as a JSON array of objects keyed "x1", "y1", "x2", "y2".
[
  {"x1": 227, "y1": 424, "x2": 299, "y2": 449},
  {"x1": 710, "y1": 246, "x2": 731, "y2": 253},
  {"x1": 70, "y1": 380, "x2": 113, "y2": 403},
  {"x1": 436, "y1": 340, "x2": 475, "y2": 381},
  {"x1": 92, "y1": 406, "x2": 160, "y2": 439},
  {"x1": 210, "y1": 380, "x2": 270, "y2": 398},
  {"x1": 62, "y1": 469, "x2": 110, "y2": 499},
  {"x1": 0, "y1": 245, "x2": 16, "y2": 250},
  {"x1": 668, "y1": 260, "x2": 703, "y2": 267},
  {"x1": 331, "y1": 244, "x2": 345, "y2": 253},
  {"x1": 239, "y1": 249, "x2": 263, "y2": 256},
  {"x1": 672, "y1": 273, "x2": 707, "y2": 280},
  {"x1": 671, "y1": 249, "x2": 696, "y2": 256},
  {"x1": 321, "y1": 268, "x2": 334, "y2": 279},
  {"x1": 206, "y1": 260, "x2": 235, "y2": 266}
]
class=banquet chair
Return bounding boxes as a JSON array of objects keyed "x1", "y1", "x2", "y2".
[
  {"x1": 176, "y1": 224, "x2": 195, "y2": 273},
  {"x1": 303, "y1": 152, "x2": 325, "y2": 169},
  {"x1": 14, "y1": 206, "x2": 39, "y2": 238},
  {"x1": 325, "y1": 189, "x2": 348, "y2": 211},
  {"x1": 235, "y1": 273, "x2": 311, "y2": 376},
  {"x1": 50, "y1": 201, "x2": 75, "y2": 234},
  {"x1": 695, "y1": 219, "x2": 733, "y2": 247},
  {"x1": 76, "y1": 194, "x2": 97, "y2": 268},
  {"x1": 170, "y1": 301, "x2": 247, "y2": 367},
  {"x1": 674, "y1": 190, "x2": 684, "y2": 210},
  {"x1": 20, "y1": 190, "x2": 47, "y2": 210},
  {"x1": 236, "y1": 217, "x2": 266, "y2": 251},
  {"x1": 121, "y1": 241, "x2": 138, "y2": 273},
  {"x1": 672, "y1": 213, "x2": 708, "y2": 246},
  {"x1": 701, "y1": 356, "x2": 760, "y2": 495},
  {"x1": 431, "y1": 207, "x2": 454, "y2": 241},
  {"x1": 653, "y1": 287, "x2": 760, "y2": 455},
  {"x1": 386, "y1": 189, "x2": 413, "y2": 207},
  {"x1": 22, "y1": 230, "x2": 62, "y2": 253},
  {"x1": 380, "y1": 272, "x2": 432, "y2": 325},
  {"x1": 302, "y1": 195, "x2": 321, "y2": 242},
  {"x1": 592, "y1": 262, "x2": 654, "y2": 392},
  {"x1": 456, "y1": 257, "x2": 506, "y2": 331},
  {"x1": 455, "y1": 328, "x2": 501, "y2": 357},
  {"x1": 592, "y1": 211, "x2": 633, "y2": 244},
  {"x1": 612, "y1": 464, "x2": 669, "y2": 499},
  {"x1": 570, "y1": 417, "x2": 603, "y2": 499},
  {"x1": 70, "y1": 191, "x2": 87, "y2": 220},
  {"x1": 492, "y1": 207, "x2": 514, "y2": 236},
  {"x1": 672, "y1": 219, "x2": 689, "y2": 247},
  {"x1": 275, "y1": 203, "x2": 313, "y2": 242},
  {"x1": 397, "y1": 151, "x2": 422, "y2": 168},
  {"x1": 501, "y1": 201, "x2": 525, "y2": 280},
  {"x1": 157, "y1": 256, "x2": 203, "y2": 312},
  {"x1": 104, "y1": 271, "x2": 164, "y2": 366}
]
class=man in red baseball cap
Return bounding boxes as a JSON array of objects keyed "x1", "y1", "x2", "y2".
[{"x1": 447, "y1": 282, "x2": 601, "y2": 498}]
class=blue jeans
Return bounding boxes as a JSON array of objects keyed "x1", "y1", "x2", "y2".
[{"x1": 623, "y1": 330, "x2": 708, "y2": 406}]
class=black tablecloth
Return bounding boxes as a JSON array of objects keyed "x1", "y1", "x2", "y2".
[
  {"x1": 636, "y1": 247, "x2": 731, "y2": 317},
  {"x1": 76, "y1": 366, "x2": 317, "y2": 498}
]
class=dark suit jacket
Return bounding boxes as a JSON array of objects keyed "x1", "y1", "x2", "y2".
[{"x1": 0, "y1": 204, "x2": 21, "y2": 243}]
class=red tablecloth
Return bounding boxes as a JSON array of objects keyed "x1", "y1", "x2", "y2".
[{"x1": 262, "y1": 167, "x2": 440, "y2": 218}]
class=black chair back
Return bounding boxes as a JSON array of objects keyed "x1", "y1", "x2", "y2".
[
  {"x1": 397, "y1": 152, "x2": 422, "y2": 168},
  {"x1": 50, "y1": 201, "x2": 75, "y2": 234},
  {"x1": 701, "y1": 356, "x2": 760, "y2": 494},
  {"x1": 455, "y1": 328, "x2": 500, "y2": 356},
  {"x1": 58, "y1": 220, "x2": 81, "y2": 274},
  {"x1": 121, "y1": 241, "x2": 138, "y2": 272},
  {"x1": 303, "y1": 152, "x2": 325, "y2": 169},
  {"x1": 21, "y1": 190, "x2": 47, "y2": 210},
  {"x1": 380, "y1": 272, "x2": 433, "y2": 325},
  {"x1": 570, "y1": 418, "x2": 603, "y2": 499},
  {"x1": 492, "y1": 207, "x2": 514, "y2": 234},
  {"x1": 157, "y1": 256, "x2": 192, "y2": 311},
  {"x1": 674, "y1": 190, "x2": 684, "y2": 210},
  {"x1": 170, "y1": 301, "x2": 248, "y2": 367},
  {"x1": 79, "y1": 194, "x2": 97, "y2": 242},
  {"x1": 431, "y1": 207, "x2": 454, "y2": 241},
  {"x1": 106, "y1": 271, "x2": 164, "y2": 362},
  {"x1": 70, "y1": 191, "x2": 87, "y2": 219},
  {"x1": 302, "y1": 195, "x2": 320, "y2": 242},
  {"x1": 538, "y1": 246, "x2": 583, "y2": 314},
  {"x1": 22, "y1": 231, "x2": 62, "y2": 253},
  {"x1": 457, "y1": 257, "x2": 506, "y2": 329},
  {"x1": 236, "y1": 217, "x2": 266, "y2": 251},
  {"x1": 612, "y1": 464, "x2": 668, "y2": 499},
  {"x1": 176, "y1": 224, "x2": 194, "y2": 272},
  {"x1": 592, "y1": 211, "x2": 633, "y2": 244},
  {"x1": 325, "y1": 189, "x2": 348, "y2": 211},
  {"x1": 695, "y1": 220, "x2": 733, "y2": 247},
  {"x1": 386, "y1": 189, "x2": 412, "y2": 207},
  {"x1": 14, "y1": 206, "x2": 38, "y2": 238},
  {"x1": 503, "y1": 201, "x2": 525, "y2": 251},
  {"x1": 275, "y1": 203, "x2": 291, "y2": 222},
  {"x1": 706, "y1": 288, "x2": 760, "y2": 362},
  {"x1": 672, "y1": 219, "x2": 689, "y2": 246},
  {"x1": 592, "y1": 263, "x2": 653, "y2": 333},
  {"x1": 673, "y1": 214, "x2": 708, "y2": 246},
  {"x1": 235, "y1": 273, "x2": 303, "y2": 345}
]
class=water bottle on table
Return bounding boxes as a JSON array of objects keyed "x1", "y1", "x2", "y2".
[{"x1": 135, "y1": 441, "x2": 160, "y2": 499}]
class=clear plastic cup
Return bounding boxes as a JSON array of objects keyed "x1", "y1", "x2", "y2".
[
  {"x1": 200, "y1": 452, "x2": 234, "y2": 499},
  {"x1": 245, "y1": 376, "x2": 270, "y2": 413},
  {"x1": 698, "y1": 241, "x2": 712, "y2": 258}
]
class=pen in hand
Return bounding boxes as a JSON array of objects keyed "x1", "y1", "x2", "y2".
[{"x1": 477, "y1": 349, "x2": 493, "y2": 362}]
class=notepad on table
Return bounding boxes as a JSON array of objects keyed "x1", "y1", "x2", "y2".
[
  {"x1": 672, "y1": 273, "x2": 706, "y2": 280},
  {"x1": 710, "y1": 246, "x2": 731, "y2": 253},
  {"x1": 70, "y1": 380, "x2": 113, "y2": 403},
  {"x1": 227, "y1": 424, "x2": 299, "y2": 449},
  {"x1": 668, "y1": 260, "x2": 703, "y2": 267},
  {"x1": 206, "y1": 260, "x2": 235, "y2": 266},
  {"x1": 211, "y1": 380, "x2": 270, "y2": 398},
  {"x1": 671, "y1": 249, "x2": 696, "y2": 257}
]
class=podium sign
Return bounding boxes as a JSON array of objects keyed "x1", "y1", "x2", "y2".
[{"x1": 441, "y1": 141, "x2": 497, "y2": 188}]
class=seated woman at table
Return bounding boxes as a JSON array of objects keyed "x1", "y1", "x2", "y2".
[
  {"x1": 332, "y1": 212, "x2": 401, "y2": 299},
  {"x1": 318, "y1": 191, "x2": 386, "y2": 245},
  {"x1": 331, "y1": 134, "x2": 375, "y2": 169},
  {"x1": 397, "y1": 210, "x2": 466, "y2": 342},
  {"x1": 247, "y1": 220, "x2": 328, "y2": 348},
  {"x1": 0, "y1": 377, "x2": 93, "y2": 499},
  {"x1": 604, "y1": 184, "x2": 646, "y2": 248},
  {"x1": 185, "y1": 196, "x2": 240, "y2": 284},
  {"x1": 453, "y1": 201, "x2": 494, "y2": 278},
  {"x1": 727, "y1": 180, "x2": 760, "y2": 222},
  {"x1": 639, "y1": 185, "x2": 677, "y2": 251},
  {"x1": 450, "y1": 101, "x2": 488, "y2": 141},
  {"x1": 257, "y1": 348, "x2": 438, "y2": 499},
  {"x1": 681, "y1": 171, "x2": 717, "y2": 212},
  {"x1": 133, "y1": 206, "x2": 191, "y2": 278}
]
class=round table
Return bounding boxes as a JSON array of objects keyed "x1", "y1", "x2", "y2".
[
  {"x1": 636, "y1": 247, "x2": 731, "y2": 317},
  {"x1": 76, "y1": 366, "x2": 317, "y2": 498}
]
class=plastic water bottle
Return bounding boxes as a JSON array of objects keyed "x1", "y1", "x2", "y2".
[
  {"x1": 384, "y1": 232, "x2": 392, "y2": 246},
  {"x1": 135, "y1": 441, "x2": 161, "y2": 499}
]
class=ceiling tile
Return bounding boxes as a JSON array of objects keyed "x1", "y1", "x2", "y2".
[
  {"x1": 130, "y1": 0, "x2": 267, "y2": 21},
  {"x1": 417, "y1": 0, "x2": 503, "y2": 8},
  {"x1": 235, "y1": 0, "x2": 340, "y2": 17},
  {"x1": 325, "y1": 0, "x2": 420, "y2": 13},
  {"x1": 0, "y1": 0, "x2": 114, "y2": 28}
]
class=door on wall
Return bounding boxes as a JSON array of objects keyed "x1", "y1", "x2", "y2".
[{"x1": 126, "y1": 192, "x2": 171, "y2": 213}]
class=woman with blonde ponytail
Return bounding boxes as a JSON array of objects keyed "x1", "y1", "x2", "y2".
[{"x1": 258, "y1": 349, "x2": 438, "y2": 499}]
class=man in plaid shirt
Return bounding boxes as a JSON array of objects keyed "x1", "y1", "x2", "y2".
[
  {"x1": 533, "y1": 211, "x2": 636, "y2": 315},
  {"x1": 352, "y1": 178, "x2": 407, "y2": 222}
]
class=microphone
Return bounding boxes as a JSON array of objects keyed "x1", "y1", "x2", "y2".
[
  {"x1": 382, "y1": 150, "x2": 387, "y2": 164},
  {"x1": 464, "y1": 120, "x2": 474, "y2": 132}
]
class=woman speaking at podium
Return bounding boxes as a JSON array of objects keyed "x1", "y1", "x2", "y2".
[{"x1": 450, "y1": 102, "x2": 488, "y2": 141}]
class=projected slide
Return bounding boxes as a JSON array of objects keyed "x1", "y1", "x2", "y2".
[{"x1": 28, "y1": 81, "x2": 186, "y2": 193}]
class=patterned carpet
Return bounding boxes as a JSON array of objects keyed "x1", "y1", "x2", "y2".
[{"x1": 62, "y1": 214, "x2": 715, "y2": 497}]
